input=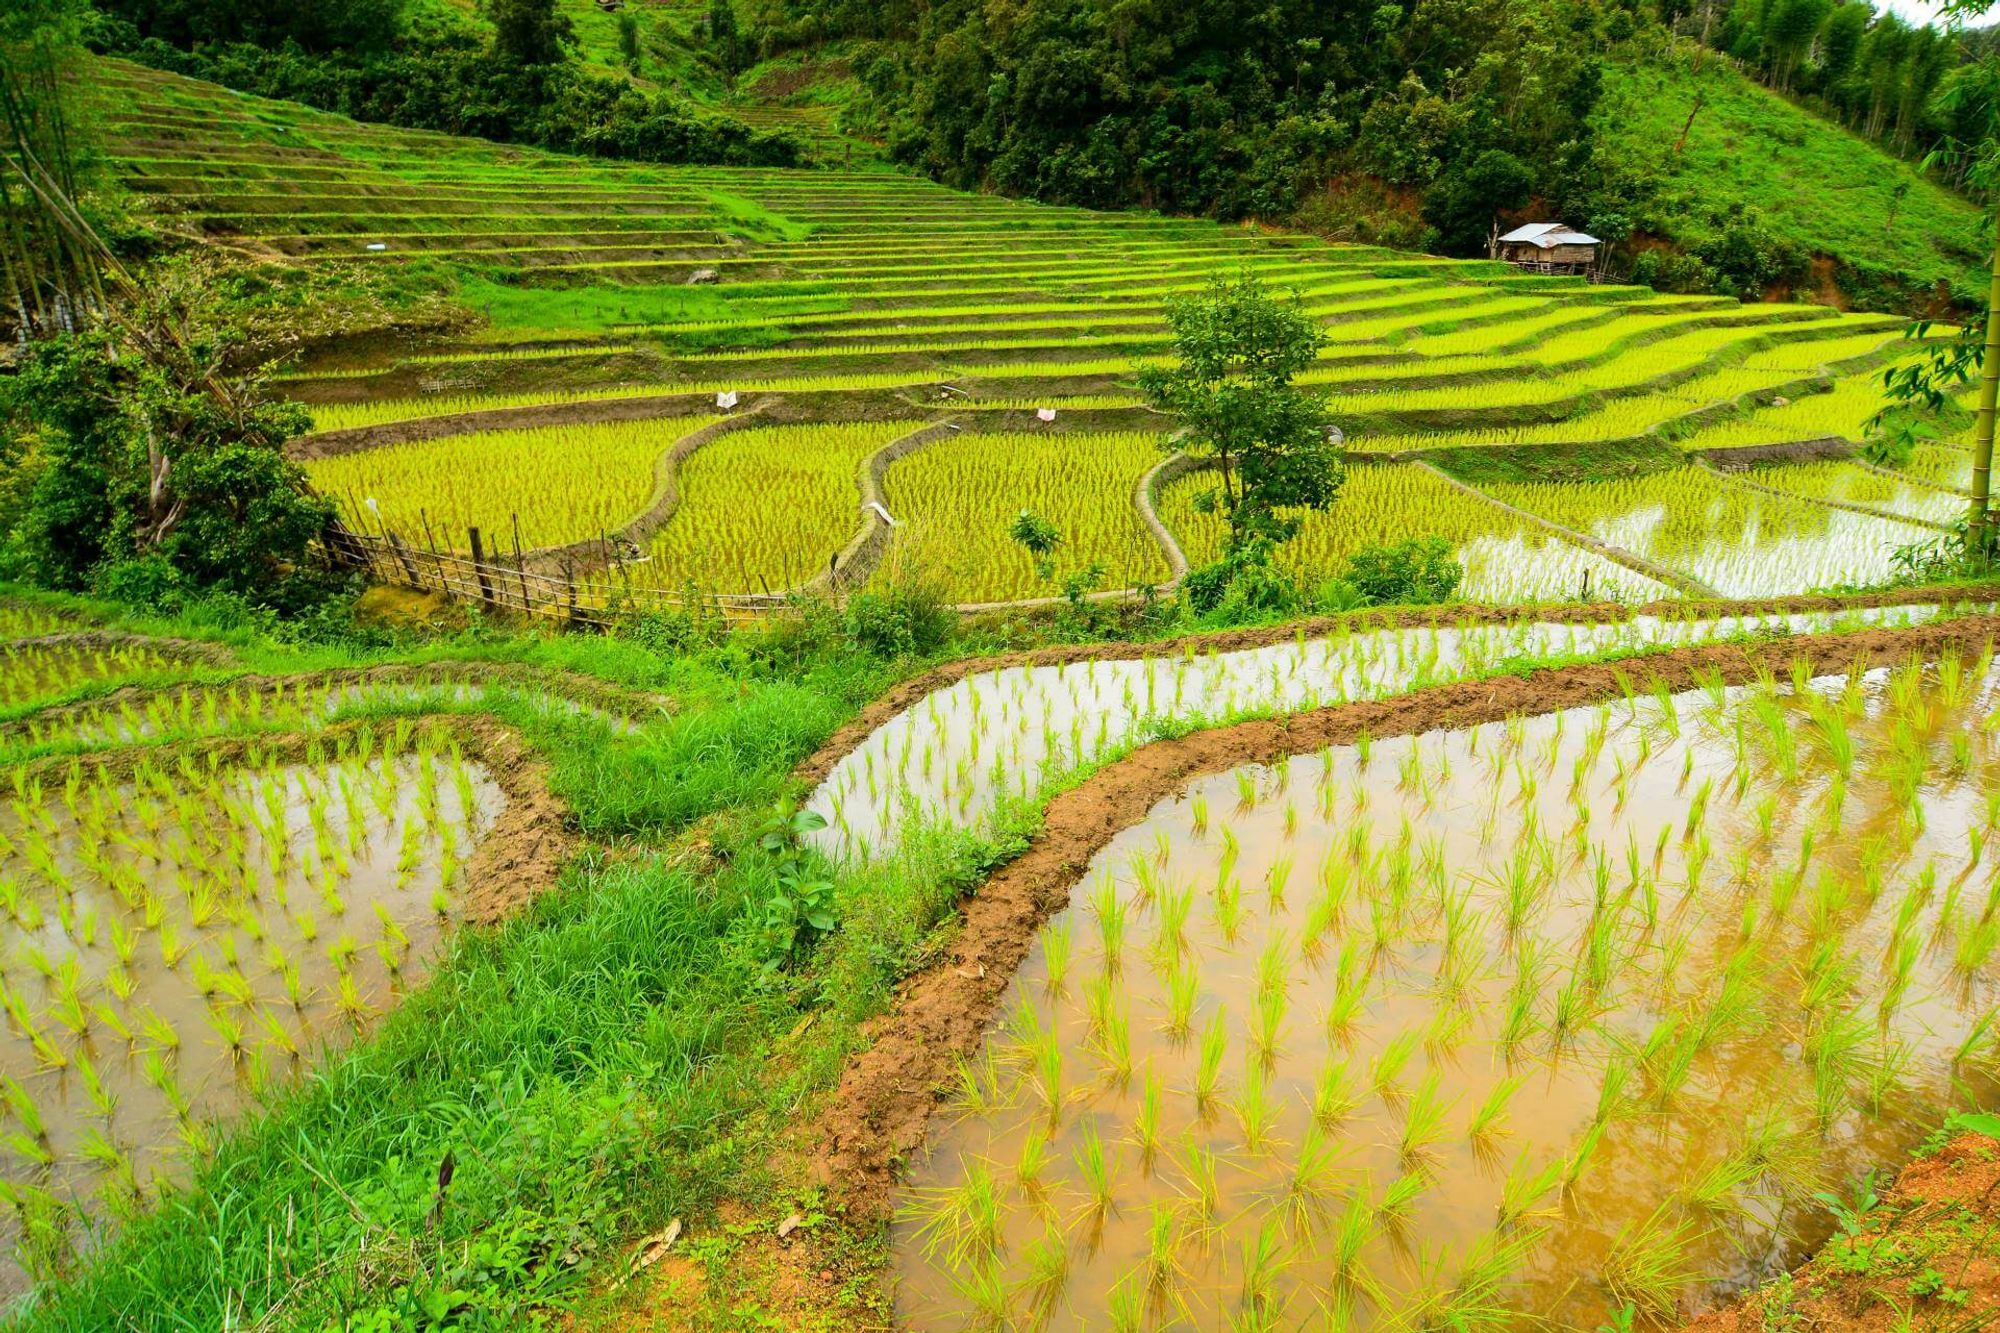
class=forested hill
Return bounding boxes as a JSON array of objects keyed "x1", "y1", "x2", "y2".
[
  {"x1": 815, "y1": 0, "x2": 1987, "y2": 312},
  {"x1": 85, "y1": 0, "x2": 1993, "y2": 313}
]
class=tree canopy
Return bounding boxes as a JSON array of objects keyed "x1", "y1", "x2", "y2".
[{"x1": 1139, "y1": 275, "x2": 1343, "y2": 552}]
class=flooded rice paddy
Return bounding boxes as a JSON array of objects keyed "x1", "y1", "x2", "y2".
[
  {"x1": 0, "y1": 677, "x2": 644, "y2": 750},
  {"x1": 1448, "y1": 534, "x2": 1671, "y2": 606},
  {"x1": 0, "y1": 727, "x2": 501, "y2": 1293},
  {"x1": 809, "y1": 602, "x2": 1969, "y2": 861},
  {"x1": 895, "y1": 651, "x2": 2000, "y2": 1331},
  {"x1": 0, "y1": 644, "x2": 187, "y2": 711}
]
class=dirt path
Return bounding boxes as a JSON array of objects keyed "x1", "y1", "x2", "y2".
[{"x1": 806, "y1": 612, "x2": 2000, "y2": 1215}]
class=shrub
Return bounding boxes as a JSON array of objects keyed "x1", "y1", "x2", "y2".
[
  {"x1": 624, "y1": 601, "x2": 724, "y2": 656},
  {"x1": 1338, "y1": 536, "x2": 1464, "y2": 606},
  {"x1": 843, "y1": 581, "x2": 954, "y2": 658},
  {"x1": 1181, "y1": 539, "x2": 1303, "y2": 620}
]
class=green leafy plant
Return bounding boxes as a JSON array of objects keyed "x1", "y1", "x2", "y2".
[{"x1": 751, "y1": 800, "x2": 836, "y2": 970}]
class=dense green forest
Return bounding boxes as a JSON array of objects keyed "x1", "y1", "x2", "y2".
[{"x1": 84, "y1": 0, "x2": 807, "y2": 166}]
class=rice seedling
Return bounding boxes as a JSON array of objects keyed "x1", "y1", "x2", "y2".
[
  {"x1": 1107, "y1": 1271, "x2": 1145, "y2": 1333},
  {"x1": 1377, "y1": 1168, "x2": 1430, "y2": 1233},
  {"x1": 1015, "y1": 1218, "x2": 1070, "y2": 1323},
  {"x1": 1073, "y1": 1121, "x2": 1116, "y2": 1232},
  {"x1": 1144, "y1": 948, "x2": 1194, "y2": 1038},
  {"x1": 1467, "y1": 1074, "x2": 1526, "y2": 1155},
  {"x1": 1604, "y1": 1205, "x2": 1708, "y2": 1319},
  {"x1": 1234, "y1": 1058, "x2": 1281, "y2": 1153},
  {"x1": 909, "y1": 1161, "x2": 1004, "y2": 1267},
  {"x1": 1093, "y1": 878, "x2": 1127, "y2": 973},
  {"x1": 1251, "y1": 985, "x2": 1288, "y2": 1066}
]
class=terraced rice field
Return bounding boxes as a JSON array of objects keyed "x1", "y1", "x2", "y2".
[
  {"x1": 0, "y1": 616, "x2": 591, "y2": 1293},
  {"x1": 1160, "y1": 463, "x2": 1673, "y2": 604},
  {"x1": 307, "y1": 419, "x2": 717, "y2": 553},
  {"x1": 876, "y1": 432, "x2": 1176, "y2": 604},
  {"x1": 803, "y1": 599, "x2": 1972, "y2": 860},
  {"x1": 892, "y1": 650, "x2": 2000, "y2": 1329},
  {"x1": 1482, "y1": 468, "x2": 1934, "y2": 597},
  {"x1": 635, "y1": 421, "x2": 908, "y2": 593},
  {"x1": 63, "y1": 54, "x2": 2000, "y2": 1331},
  {"x1": 84, "y1": 57, "x2": 1975, "y2": 614}
]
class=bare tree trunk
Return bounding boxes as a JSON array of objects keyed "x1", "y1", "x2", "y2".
[{"x1": 1673, "y1": 92, "x2": 1707, "y2": 155}]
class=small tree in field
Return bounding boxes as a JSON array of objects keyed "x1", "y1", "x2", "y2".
[{"x1": 1138, "y1": 275, "x2": 1343, "y2": 555}]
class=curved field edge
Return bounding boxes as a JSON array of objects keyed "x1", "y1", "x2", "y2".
[
  {"x1": 792, "y1": 582, "x2": 2000, "y2": 786},
  {"x1": 279, "y1": 314, "x2": 1914, "y2": 459},
  {"x1": 810, "y1": 419, "x2": 965, "y2": 597},
  {"x1": 0, "y1": 657, "x2": 674, "y2": 742},
  {"x1": 5, "y1": 713, "x2": 573, "y2": 925},
  {"x1": 801, "y1": 610, "x2": 2000, "y2": 1213},
  {"x1": 1675, "y1": 1129, "x2": 2000, "y2": 1333}
]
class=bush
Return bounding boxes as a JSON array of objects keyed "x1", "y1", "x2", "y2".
[
  {"x1": 1338, "y1": 536, "x2": 1464, "y2": 605},
  {"x1": 624, "y1": 601, "x2": 724, "y2": 656},
  {"x1": 1181, "y1": 539, "x2": 1303, "y2": 620},
  {"x1": 0, "y1": 329, "x2": 338, "y2": 612},
  {"x1": 89, "y1": 553, "x2": 187, "y2": 608},
  {"x1": 843, "y1": 582, "x2": 954, "y2": 658}
]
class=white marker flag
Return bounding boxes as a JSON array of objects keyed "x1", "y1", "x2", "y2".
[
  {"x1": 1036, "y1": 407, "x2": 1056, "y2": 422},
  {"x1": 717, "y1": 390, "x2": 739, "y2": 409}
]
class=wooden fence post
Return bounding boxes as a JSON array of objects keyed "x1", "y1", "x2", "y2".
[
  {"x1": 511, "y1": 514, "x2": 531, "y2": 613},
  {"x1": 385, "y1": 531, "x2": 421, "y2": 586},
  {"x1": 468, "y1": 527, "x2": 497, "y2": 608}
]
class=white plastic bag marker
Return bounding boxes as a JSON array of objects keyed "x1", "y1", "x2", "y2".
[
  {"x1": 1036, "y1": 407, "x2": 1056, "y2": 423},
  {"x1": 717, "y1": 390, "x2": 739, "y2": 409}
]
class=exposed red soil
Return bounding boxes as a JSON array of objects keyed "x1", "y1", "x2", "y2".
[
  {"x1": 807, "y1": 612, "x2": 2000, "y2": 1215},
  {"x1": 1682, "y1": 1132, "x2": 2000, "y2": 1333},
  {"x1": 794, "y1": 584, "x2": 2000, "y2": 787},
  {"x1": 451, "y1": 719, "x2": 575, "y2": 923},
  {"x1": 610, "y1": 1200, "x2": 893, "y2": 1333}
]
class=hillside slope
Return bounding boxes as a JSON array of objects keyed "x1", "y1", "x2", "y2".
[
  {"x1": 1596, "y1": 54, "x2": 1986, "y2": 308},
  {"x1": 408, "y1": 0, "x2": 877, "y2": 159}
]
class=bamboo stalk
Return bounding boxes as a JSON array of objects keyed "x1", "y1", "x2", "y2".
[{"x1": 1971, "y1": 210, "x2": 2000, "y2": 557}]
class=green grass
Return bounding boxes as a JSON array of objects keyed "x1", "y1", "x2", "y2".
[{"x1": 1596, "y1": 55, "x2": 1985, "y2": 300}]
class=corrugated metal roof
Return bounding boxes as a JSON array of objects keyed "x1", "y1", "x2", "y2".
[{"x1": 1497, "y1": 222, "x2": 1600, "y2": 248}]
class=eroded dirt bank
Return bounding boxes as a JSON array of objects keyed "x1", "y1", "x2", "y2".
[
  {"x1": 1681, "y1": 1130, "x2": 2000, "y2": 1333},
  {"x1": 808, "y1": 612, "x2": 2000, "y2": 1215}
]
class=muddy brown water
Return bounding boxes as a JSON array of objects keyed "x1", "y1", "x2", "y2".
[
  {"x1": 0, "y1": 745, "x2": 502, "y2": 1299},
  {"x1": 893, "y1": 656, "x2": 2000, "y2": 1331}
]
